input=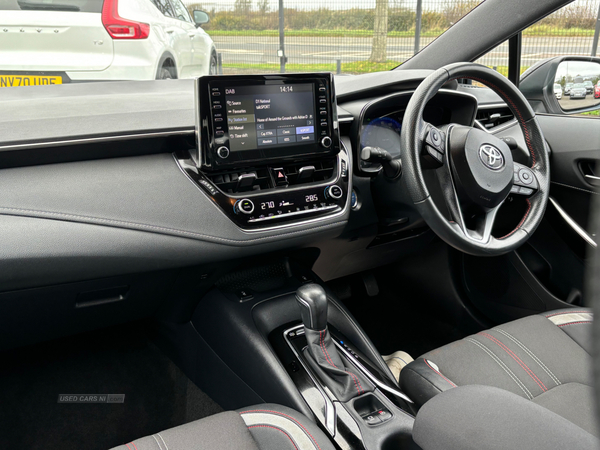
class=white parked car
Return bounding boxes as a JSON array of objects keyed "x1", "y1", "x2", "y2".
[
  {"x1": 0, "y1": 0, "x2": 217, "y2": 86},
  {"x1": 553, "y1": 83, "x2": 562, "y2": 99}
]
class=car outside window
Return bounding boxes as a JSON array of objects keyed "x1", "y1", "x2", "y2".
[
  {"x1": 149, "y1": 0, "x2": 175, "y2": 18},
  {"x1": 171, "y1": 0, "x2": 191, "y2": 22},
  {"x1": 0, "y1": 0, "x2": 599, "y2": 85},
  {"x1": 0, "y1": 0, "x2": 103, "y2": 12}
]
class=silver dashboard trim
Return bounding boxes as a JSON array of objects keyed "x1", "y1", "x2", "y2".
[
  {"x1": 248, "y1": 205, "x2": 339, "y2": 223},
  {"x1": 549, "y1": 197, "x2": 597, "y2": 248},
  {"x1": 0, "y1": 129, "x2": 193, "y2": 152},
  {"x1": 333, "y1": 341, "x2": 414, "y2": 404},
  {"x1": 477, "y1": 102, "x2": 510, "y2": 110},
  {"x1": 283, "y1": 324, "x2": 337, "y2": 436}
]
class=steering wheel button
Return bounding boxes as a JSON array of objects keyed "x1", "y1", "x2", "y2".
[
  {"x1": 426, "y1": 145, "x2": 443, "y2": 164},
  {"x1": 510, "y1": 185, "x2": 520, "y2": 194},
  {"x1": 513, "y1": 173, "x2": 521, "y2": 184},
  {"x1": 519, "y1": 169, "x2": 534, "y2": 185},
  {"x1": 519, "y1": 186, "x2": 534, "y2": 196}
]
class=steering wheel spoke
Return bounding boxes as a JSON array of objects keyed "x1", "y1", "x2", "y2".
[
  {"x1": 464, "y1": 203, "x2": 503, "y2": 243},
  {"x1": 435, "y1": 144, "x2": 502, "y2": 244}
]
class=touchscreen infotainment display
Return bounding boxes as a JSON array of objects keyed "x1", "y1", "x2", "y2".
[
  {"x1": 196, "y1": 74, "x2": 338, "y2": 169},
  {"x1": 225, "y1": 84, "x2": 316, "y2": 152}
]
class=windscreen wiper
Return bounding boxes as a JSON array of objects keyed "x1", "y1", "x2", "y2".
[{"x1": 17, "y1": 0, "x2": 80, "y2": 11}]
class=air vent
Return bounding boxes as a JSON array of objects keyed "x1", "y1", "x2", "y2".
[
  {"x1": 206, "y1": 158, "x2": 336, "y2": 193},
  {"x1": 476, "y1": 106, "x2": 514, "y2": 130},
  {"x1": 208, "y1": 168, "x2": 271, "y2": 194},
  {"x1": 282, "y1": 159, "x2": 336, "y2": 186}
]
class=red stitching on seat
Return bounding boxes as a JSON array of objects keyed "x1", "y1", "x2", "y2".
[
  {"x1": 130, "y1": 442, "x2": 139, "y2": 450},
  {"x1": 479, "y1": 332, "x2": 547, "y2": 392},
  {"x1": 545, "y1": 310, "x2": 591, "y2": 318},
  {"x1": 558, "y1": 321, "x2": 592, "y2": 327},
  {"x1": 240, "y1": 410, "x2": 322, "y2": 450},
  {"x1": 248, "y1": 425, "x2": 299, "y2": 450},
  {"x1": 423, "y1": 359, "x2": 457, "y2": 388},
  {"x1": 125, "y1": 444, "x2": 132, "y2": 450}
]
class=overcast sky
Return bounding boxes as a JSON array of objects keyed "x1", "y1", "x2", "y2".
[{"x1": 555, "y1": 61, "x2": 600, "y2": 82}]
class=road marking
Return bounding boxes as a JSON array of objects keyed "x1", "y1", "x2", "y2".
[{"x1": 218, "y1": 49, "x2": 265, "y2": 55}]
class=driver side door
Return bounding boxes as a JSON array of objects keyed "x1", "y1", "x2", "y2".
[{"x1": 461, "y1": 65, "x2": 600, "y2": 323}]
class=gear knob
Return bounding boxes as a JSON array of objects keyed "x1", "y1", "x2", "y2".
[{"x1": 295, "y1": 283, "x2": 328, "y2": 331}]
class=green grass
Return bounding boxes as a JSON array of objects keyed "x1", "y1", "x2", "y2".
[
  {"x1": 222, "y1": 60, "x2": 400, "y2": 74},
  {"x1": 580, "y1": 110, "x2": 600, "y2": 117},
  {"x1": 220, "y1": 62, "x2": 536, "y2": 75},
  {"x1": 524, "y1": 25, "x2": 595, "y2": 37},
  {"x1": 208, "y1": 29, "x2": 445, "y2": 38},
  {"x1": 208, "y1": 26, "x2": 595, "y2": 39}
]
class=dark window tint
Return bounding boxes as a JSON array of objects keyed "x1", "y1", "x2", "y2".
[
  {"x1": 1, "y1": 0, "x2": 103, "y2": 12},
  {"x1": 148, "y1": 0, "x2": 175, "y2": 18}
]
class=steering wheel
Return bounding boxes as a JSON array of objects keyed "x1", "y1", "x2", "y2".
[{"x1": 400, "y1": 63, "x2": 550, "y2": 256}]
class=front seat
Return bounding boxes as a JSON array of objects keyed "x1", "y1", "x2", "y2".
[
  {"x1": 110, "y1": 403, "x2": 335, "y2": 450},
  {"x1": 400, "y1": 308, "x2": 596, "y2": 436}
]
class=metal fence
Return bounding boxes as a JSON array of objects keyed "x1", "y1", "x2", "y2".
[{"x1": 183, "y1": 0, "x2": 600, "y2": 75}]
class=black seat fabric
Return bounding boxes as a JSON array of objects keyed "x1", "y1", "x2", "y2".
[
  {"x1": 110, "y1": 403, "x2": 335, "y2": 450},
  {"x1": 400, "y1": 308, "x2": 596, "y2": 436}
]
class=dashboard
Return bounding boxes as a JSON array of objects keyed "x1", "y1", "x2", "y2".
[
  {"x1": 0, "y1": 69, "x2": 511, "y2": 349},
  {"x1": 0, "y1": 70, "x2": 493, "y2": 325}
]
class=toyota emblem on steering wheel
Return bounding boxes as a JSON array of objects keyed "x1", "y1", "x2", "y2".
[{"x1": 478, "y1": 144, "x2": 505, "y2": 171}]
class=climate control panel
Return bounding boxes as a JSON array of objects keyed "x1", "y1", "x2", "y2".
[
  {"x1": 233, "y1": 185, "x2": 343, "y2": 225},
  {"x1": 176, "y1": 148, "x2": 351, "y2": 230}
]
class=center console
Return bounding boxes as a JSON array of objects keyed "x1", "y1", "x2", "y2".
[
  {"x1": 175, "y1": 73, "x2": 349, "y2": 231},
  {"x1": 161, "y1": 258, "x2": 416, "y2": 450}
]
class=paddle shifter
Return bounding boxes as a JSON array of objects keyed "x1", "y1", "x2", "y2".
[{"x1": 295, "y1": 284, "x2": 371, "y2": 401}]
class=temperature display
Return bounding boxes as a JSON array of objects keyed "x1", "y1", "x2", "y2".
[{"x1": 256, "y1": 192, "x2": 323, "y2": 216}]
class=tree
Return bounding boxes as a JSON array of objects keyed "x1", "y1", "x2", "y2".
[
  {"x1": 234, "y1": 0, "x2": 252, "y2": 14},
  {"x1": 257, "y1": 0, "x2": 269, "y2": 14},
  {"x1": 370, "y1": 0, "x2": 388, "y2": 63}
]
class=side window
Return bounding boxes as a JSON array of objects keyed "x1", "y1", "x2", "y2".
[
  {"x1": 170, "y1": 0, "x2": 191, "y2": 22},
  {"x1": 474, "y1": 0, "x2": 598, "y2": 82},
  {"x1": 149, "y1": 0, "x2": 175, "y2": 18}
]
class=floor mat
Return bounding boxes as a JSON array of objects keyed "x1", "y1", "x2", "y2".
[
  {"x1": 382, "y1": 351, "x2": 414, "y2": 382},
  {"x1": 0, "y1": 321, "x2": 222, "y2": 450},
  {"x1": 330, "y1": 273, "x2": 466, "y2": 358}
]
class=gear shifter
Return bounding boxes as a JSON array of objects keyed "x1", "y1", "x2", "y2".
[
  {"x1": 295, "y1": 283, "x2": 371, "y2": 402},
  {"x1": 295, "y1": 283, "x2": 328, "y2": 331}
]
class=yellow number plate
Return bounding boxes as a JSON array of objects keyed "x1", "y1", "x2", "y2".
[{"x1": 0, "y1": 75, "x2": 63, "y2": 88}]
